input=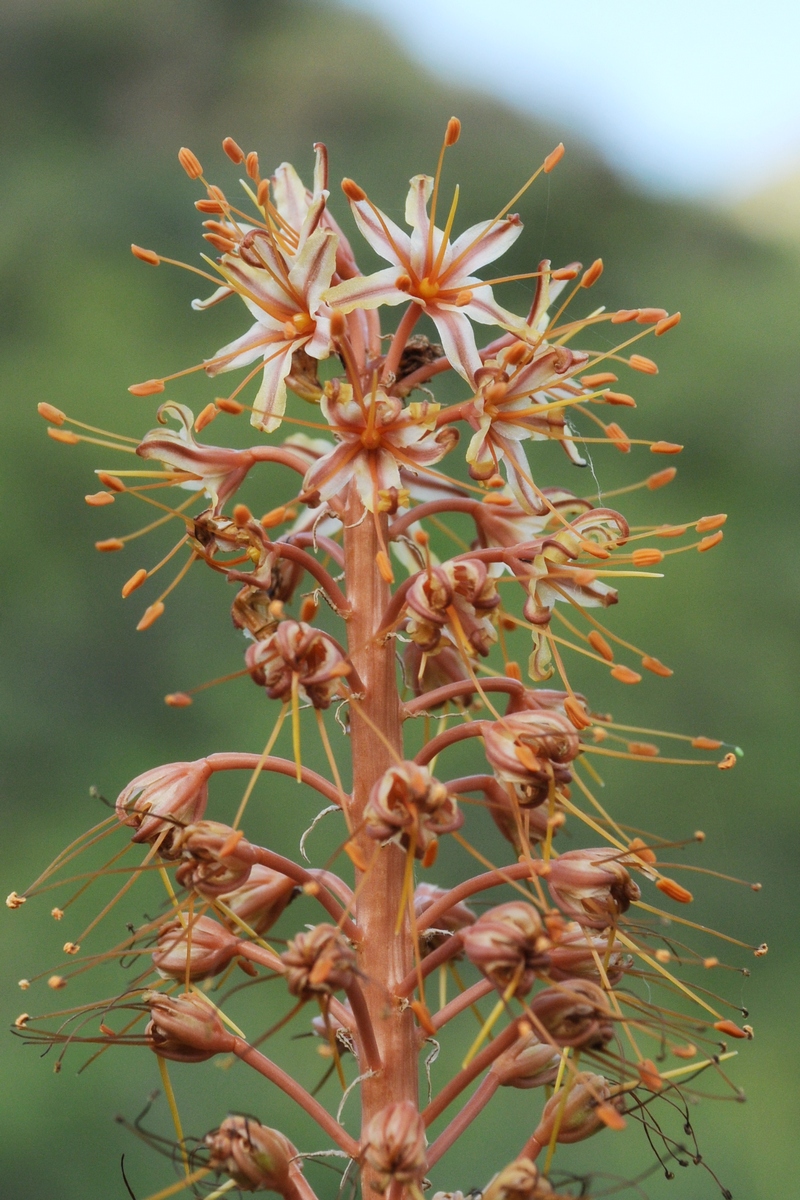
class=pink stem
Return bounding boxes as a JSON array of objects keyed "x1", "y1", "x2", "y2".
[
  {"x1": 308, "y1": 869, "x2": 354, "y2": 907},
  {"x1": 389, "y1": 498, "x2": 481, "y2": 541},
  {"x1": 431, "y1": 978, "x2": 495, "y2": 1031},
  {"x1": 413, "y1": 721, "x2": 488, "y2": 766},
  {"x1": 426, "y1": 1073, "x2": 501, "y2": 1166},
  {"x1": 396, "y1": 331, "x2": 516, "y2": 395},
  {"x1": 423, "y1": 1018, "x2": 519, "y2": 1125},
  {"x1": 416, "y1": 862, "x2": 541, "y2": 932},
  {"x1": 206, "y1": 753, "x2": 347, "y2": 808},
  {"x1": 288, "y1": 531, "x2": 346, "y2": 568},
  {"x1": 249, "y1": 444, "x2": 315, "y2": 476},
  {"x1": 404, "y1": 677, "x2": 524, "y2": 716},
  {"x1": 286, "y1": 1164, "x2": 321, "y2": 1200},
  {"x1": 344, "y1": 979, "x2": 383, "y2": 1072},
  {"x1": 234, "y1": 840, "x2": 357, "y2": 937},
  {"x1": 394, "y1": 934, "x2": 464, "y2": 998},
  {"x1": 231, "y1": 1036, "x2": 360, "y2": 1157},
  {"x1": 382, "y1": 302, "x2": 423, "y2": 384},
  {"x1": 520, "y1": 1133, "x2": 544, "y2": 1161},
  {"x1": 227, "y1": 540, "x2": 350, "y2": 616}
]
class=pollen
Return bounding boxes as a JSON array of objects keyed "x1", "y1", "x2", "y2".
[
  {"x1": 95, "y1": 538, "x2": 125, "y2": 552},
  {"x1": 656, "y1": 877, "x2": 693, "y2": 904},
  {"x1": 580, "y1": 259, "x2": 603, "y2": 288},
  {"x1": 122, "y1": 569, "x2": 147, "y2": 598},
  {"x1": 717, "y1": 752, "x2": 737, "y2": 770},
  {"x1": 629, "y1": 354, "x2": 658, "y2": 374},
  {"x1": 37, "y1": 402, "x2": 66, "y2": 424},
  {"x1": 543, "y1": 143, "x2": 565, "y2": 173},
  {"x1": 85, "y1": 491, "x2": 115, "y2": 506},
  {"x1": 136, "y1": 601, "x2": 165, "y2": 631},
  {"x1": 698, "y1": 531, "x2": 724, "y2": 552},
  {"x1": 128, "y1": 379, "x2": 165, "y2": 397},
  {"x1": 48, "y1": 427, "x2": 79, "y2": 445},
  {"x1": 588, "y1": 631, "x2": 614, "y2": 661},
  {"x1": 610, "y1": 665, "x2": 642, "y2": 684},
  {"x1": 131, "y1": 244, "x2": 160, "y2": 266},
  {"x1": 647, "y1": 467, "x2": 677, "y2": 490},
  {"x1": 641, "y1": 655, "x2": 673, "y2": 677},
  {"x1": 165, "y1": 692, "x2": 193, "y2": 707},
  {"x1": 51, "y1": 907, "x2": 64, "y2": 920},
  {"x1": 650, "y1": 441, "x2": 683, "y2": 454},
  {"x1": 178, "y1": 147, "x2": 203, "y2": 179}
]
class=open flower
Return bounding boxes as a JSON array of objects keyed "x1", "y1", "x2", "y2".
[
  {"x1": 137, "y1": 402, "x2": 255, "y2": 513},
  {"x1": 405, "y1": 557, "x2": 501, "y2": 658},
  {"x1": 325, "y1": 173, "x2": 524, "y2": 383},
  {"x1": 301, "y1": 383, "x2": 457, "y2": 512},
  {"x1": 364, "y1": 762, "x2": 463, "y2": 859}
]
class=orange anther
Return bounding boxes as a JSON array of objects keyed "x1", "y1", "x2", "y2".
[
  {"x1": 628, "y1": 836, "x2": 657, "y2": 864},
  {"x1": 445, "y1": 116, "x2": 462, "y2": 146},
  {"x1": 588, "y1": 631, "x2": 614, "y2": 661},
  {"x1": 99, "y1": 1023, "x2": 117, "y2": 1037},
  {"x1": 47, "y1": 427, "x2": 79, "y2": 444},
  {"x1": 455, "y1": 289, "x2": 473, "y2": 306},
  {"x1": 610, "y1": 665, "x2": 642, "y2": 684},
  {"x1": 131, "y1": 244, "x2": 160, "y2": 266},
  {"x1": 342, "y1": 178, "x2": 367, "y2": 202},
  {"x1": 637, "y1": 1059, "x2": 663, "y2": 1091},
  {"x1": 48, "y1": 975, "x2": 67, "y2": 990},
  {"x1": 122, "y1": 569, "x2": 147, "y2": 598},
  {"x1": 195, "y1": 198, "x2": 224, "y2": 214},
  {"x1": 551, "y1": 266, "x2": 579, "y2": 281},
  {"x1": 629, "y1": 354, "x2": 658, "y2": 374},
  {"x1": 395, "y1": 274, "x2": 412, "y2": 292},
  {"x1": 219, "y1": 829, "x2": 245, "y2": 858},
  {"x1": 376, "y1": 550, "x2": 394, "y2": 584},
  {"x1": 650, "y1": 441, "x2": 683, "y2": 454},
  {"x1": 636, "y1": 308, "x2": 668, "y2": 324},
  {"x1": 256, "y1": 179, "x2": 271, "y2": 209},
  {"x1": 641, "y1": 655, "x2": 673, "y2": 677},
  {"x1": 178, "y1": 147, "x2": 203, "y2": 179},
  {"x1": 233, "y1": 504, "x2": 252, "y2": 526},
  {"x1": 128, "y1": 379, "x2": 165, "y2": 397},
  {"x1": 592, "y1": 726, "x2": 607, "y2": 742},
  {"x1": 51, "y1": 907, "x2": 63, "y2": 920},
  {"x1": 647, "y1": 467, "x2": 677, "y2": 490},
  {"x1": 136, "y1": 601, "x2": 165, "y2": 631},
  {"x1": 698, "y1": 531, "x2": 724, "y2": 552},
  {"x1": 217, "y1": 397, "x2": 245, "y2": 415},
  {"x1": 703, "y1": 957, "x2": 719, "y2": 969},
  {"x1": 85, "y1": 491, "x2": 115, "y2": 507},
  {"x1": 564, "y1": 695, "x2": 592, "y2": 730},
  {"x1": 410, "y1": 999, "x2": 437, "y2": 1035},
  {"x1": 656, "y1": 877, "x2": 693, "y2": 904},
  {"x1": 195, "y1": 403, "x2": 218, "y2": 432},
  {"x1": 95, "y1": 538, "x2": 124, "y2": 552},
  {"x1": 596, "y1": 1104, "x2": 626, "y2": 1131},
  {"x1": 504, "y1": 661, "x2": 522, "y2": 682},
  {"x1": 631, "y1": 548, "x2": 664, "y2": 566},
  {"x1": 691, "y1": 736, "x2": 722, "y2": 750},
  {"x1": 603, "y1": 391, "x2": 636, "y2": 408},
  {"x1": 259, "y1": 506, "x2": 287, "y2": 530},
  {"x1": 302, "y1": 880, "x2": 320, "y2": 896},
  {"x1": 300, "y1": 597, "x2": 319, "y2": 623},
  {"x1": 344, "y1": 840, "x2": 369, "y2": 872},
  {"x1": 696, "y1": 513, "x2": 727, "y2": 532},
  {"x1": 486, "y1": 474, "x2": 505, "y2": 488},
  {"x1": 165, "y1": 692, "x2": 193, "y2": 707},
  {"x1": 628, "y1": 741, "x2": 659, "y2": 757},
  {"x1": 38, "y1": 402, "x2": 66, "y2": 424},
  {"x1": 482, "y1": 493, "x2": 514, "y2": 506},
  {"x1": 580, "y1": 258, "x2": 603, "y2": 288},
  {"x1": 571, "y1": 569, "x2": 597, "y2": 585},
  {"x1": 580, "y1": 372, "x2": 618, "y2": 388},
  {"x1": 422, "y1": 840, "x2": 439, "y2": 868},
  {"x1": 605, "y1": 422, "x2": 631, "y2": 451},
  {"x1": 245, "y1": 151, "x2": 260, "y2": 180},
  {"x1": 543, "y1": 143, "x2": 565, "y2": 173},
  {"x1": 222, "y1": 136, "x2": 245, "y2": 164},
  {"x1": 329, "y1": 310, "x2": 346, "y2": 338},
  {"x1": 655, "y1": 523, "x2": 687, "y2": 537},
  {"x1": 204, "y1": 233, "x2": 236, "y2": 254},
  {"x1": 717, "y1": 752, "x2": 737, "y2": 770},
  {"x1": 580, "y1": 540, "x2": 610, "y2": 559},
  {"x1": 713, "y1": 1019, "x2": 751, "y2": 1039},
  {"x1": 672, "y1": 1043, "x2": 697, "y2": 1058},
  {"x1": 655, "y1": 312, "x2": 681, "y2": 335},
  {"x1": 654, "y1": 948, "x2": 671, "y2": 963},
  {"x1": 611, "y1": 309, "x2": 639, "y2": 323},
  {"x1": 63, "y1": 942, "x2": 80, "y2": 955}
]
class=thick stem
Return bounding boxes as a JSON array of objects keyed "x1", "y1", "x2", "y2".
[
  {"x1": 414, "y1": 721, "x2": 488, "y2": 766},
  {"x1": 342, "y1": 483, "x2": 418, "y2": 1190}
]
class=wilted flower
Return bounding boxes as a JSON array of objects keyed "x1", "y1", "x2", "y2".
[
  {"x1": 483, "y1": 711, "x2": 580, "y2": 804},
  {"x1": 115, "y1": 758, "x2": 211, "y2": 853},
  {"x1": 364, "y1": 762, "x2": 462, "y2": 859},
  {"x1": 405, "y1": 558, "x2": 500, "y2": 657},
  {"x1": 152, "y1": 914, "x2": 239, "y2": 982},
  {"x1": 403, "y1": 642, "x2": 474, "y2": 701},
  {"x1": 217, "y1": 865, "x2": 296, "y2": 935},
  {"x1": 281, "y1": 924, "x2": 357, "y2": 1000},
  {"x1": 530, "y1": 1072, "x2": 623, "y2": 1150},
  {"x1": 545, "y1": 848, "x2": 641, "y2": 929},
  {"x1": 491, "y1": 1032, "x2": 560, "y2": 1089},
  {"x1": 362, "y1": 1100, "x2": 428, "y2": 1193},
  {"x1": 205, "y1": 1116, "x2": 299, "y2": 1194},
  {"x1": 528, "y1": 979, "x2": 614, "y2": 1050},
  {"x1": 482, "y1": 1157, "x2": 554, "y2": 1200},
  {"x1": 174, "y1": 820, "x2": 253, "y2": 896},
  {"x1": 245, "y1": 619, "x2": 351, "y2": 709},
  {"x1": 145, "y1": 990, "x2": 231, "y2": 1062},
  {"x1": 462, "y1": 901, "x2": 550, "y2": 995}
]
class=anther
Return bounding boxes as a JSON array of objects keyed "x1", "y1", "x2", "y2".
[
  {"x1": 692, "y1": 736, "x2": 721, "y2": 750},
  {"x1": 610, "y1": 665, "x2": 642, "y2": 684},
  {"x1": 543, "y1": 143, "x2": 565, "y2": 173},
  {"x1": 581, "y1": 259, "x2": 603, "y2": 288},
  {"x1": 38, "y1": 402, "x2": 66, "y2": 424},
  {"x1": 96, "y1": 538, "x2": 124, "y2": 552},
  {"x1": 245, "y1": 151, "x2": 260, "y2": 181},
  {"x1": 581, "y1": 540, "x2": 610, "y2": 559},
  {"x1": 655, "y1": 312, "x2": 682, "y2": 335},
  {"x1": 647, "y1": 467, "x2": 677, "y2": 489},
  {"x1": 656, "y1": 877, "x2": 694, "y2": 904},
  {"x1": 588, "y1": 631, "x2": 614, "y2": 661},
  {"x1": 300, "y1": 597, "x2": 319, "y2": 623},
  {"x1": 217, "y1": 397, "x2": 244, "y2": 414},
  {"x1": 703, "y1": 957, "x2": 719, "y2": 968},
  {"x1": 717, "y1": 753, "x2": 737, "y2": 770},
  {"x1": 445, "y1": 116, "x2": 462, "y2": 146},
  {"x1": 636, "y1": 308, "x2": 668, "y2": 324},
  {"x1": 51, "y1": 907, "x2": 63, "y2": 920},
  {"x1": 257, "y1": 179, "x2": 270, "y2": 208},
  {"x1": 330, "y1": 311, "x2": 346, "y2": 339},
  {"x1": 137, "y1": 601, "x2": 165, "y2": 631},
  {"x1": 6, "y1": 892, "x2": 25, "y2": 909},
  {"x1": 603, "y1": 391, "x2": 636, "y2": 407},
  {"x1": 611, "y1": 309, "x2": 639, "y2": 323},
  {"x1": 48, "y1": 427, "x2": 79, "y2": 445},
  {"x1": 629, "y1": 354, "x2": 658, "y2": 374},
  {"x1": 98, "y1": 472, "x2": 126, "y2": 491},
  {"x1": 122, "y1": 569, "x2": 148, "y2": 598},
  {"x1": 650, "y1": 441, "x2": 683, "y2": 454},
  {"x1": 564, "y1": 695, "x2": 592, "y2": 730},
  {"x1": 376, "y1": 551, "x2": 395, "y2": 584},
  {"x1": 195, "y1": 198, "x2": 225, "y2": 214},
  {"x1": 628, "y1": 836, "x2": 657, "y2": 861},
  {"x1": 605, "y1": 422, "x2": 631, "y2": 451},
  {"x1": 233, "y1": 504, "x2": 252, "y2": 527},
  {"x1": 178, "y1": 148, "x2": 203, "y2": 179},
  {"x1": 18, "y1": 979, "x2": 30, "y2": 989},
  {"x1": 637, "y1": 1059, "x2": 664, "y2": 1091},
  {"x1": 698, "y1": 531, "x2": 724, "y2": 552},
  {"x1": 165, "y1": 692, "x2": 193, "y2": 707},
  {"x1": 48, "y1": 975, "x2": 67, "y2": 990},
  {"x1": 505, "y1": 661, "x2": 522, "y2": 681},
  {"x1": 754, "y1": 944, "x2": 768, "y2": 957},
  {"x1": 222, "y1": 136, "x2": 245, "y2": 164},
  {"x1": 581, "y1": 372, "x2": 617, "y2": 388},
  {"x1": 128, "y1": 379, "x2": 165, "y2": 397},
  {"x1": 131, "y1": 244, "x2": 160, "y2": 266},
  {"x1": 641, "y1": 655, "x2": 673, "y2": 677},
  {"x1": 342, "y1": 178, "x2": 367, "y2": 202},
  {"x1": 455, "y1": 289, "x2": 473, "y2": 306},
  {"x1": 204, "y1": 232, "x2": 237, "y2": 253},
  {"x1": 632, "y1": 548, "x2": 664, "y2": 566},
  {"x1": 14, "y1": 1014, "x2": 30, "y2": 1029},
  {"x1": 654, "y1": 948, "x2": 671, "y2": 963},
  {"x1": 656, "y1": 523, "x2": 687, "y2": 537},
  {"x1": 696, "y1": 514, "x2": 727, "y2": 532},
  {"x1": 713, "y1": 1019, "x2": 750, "y2": 1039},
  {"x1": 85, "y1": 491, "x2": 115, "y2": 506},
  {"x1": 63, "y1": 942, "x2": 80, "y2": 955},
  {"x1": 552, "y1": 266, "x2": 579, "y2": 280},
  {"x1": 486, "y1": 474, "x2": 505, "y2": 488},
  {"x1": 260, "y1": 506, "x2": 288, "y2": 529},
  {"x1": 195, "y1": 403, "x2": 218, "y2": 432}
]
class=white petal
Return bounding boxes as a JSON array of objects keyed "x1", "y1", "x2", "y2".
[
  {"x1": 349, "y1": 199, "x2": 411, "y2": 268},
  {"x1": 446, "y1": 215, "x2": 523, "y2": 279},
  {"x1": 250, "y1": 342, "x2": 299, "y2": 433},
  {"x1": 428, "y1": 307, "x2": 482, "y2": 384},
  {"x1": 288, "y1": 228, "x2": 338, "y2": 314},
  {"x1": 191, "y1": 285, "x2": 234, "y2": 311},
  {"x1": 272, "y1": 162, "x2": 309, "y2": 233},
  {"x1": 205, "y1": 322, "x2": 275, "y2": 377},
  {"x1": 324, "y1": 267, "x2": 408, "y2": 313}
]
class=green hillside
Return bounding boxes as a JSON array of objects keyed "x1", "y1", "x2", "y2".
[{"x1": 1, "y1": 2, "x2": 798, "y2": 1197}]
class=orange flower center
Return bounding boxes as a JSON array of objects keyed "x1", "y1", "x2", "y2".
[{"x1": 417, "y1": 277, "x2": 440, "y2": 301}]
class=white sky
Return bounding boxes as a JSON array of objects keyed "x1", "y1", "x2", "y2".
[{"x1": 337, "y1": 0, "x2": 800, "y2": 198}]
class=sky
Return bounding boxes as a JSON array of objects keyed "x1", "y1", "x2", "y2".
[{"x1": 337, "y1": 0, "x2": 800, "y2": 198}]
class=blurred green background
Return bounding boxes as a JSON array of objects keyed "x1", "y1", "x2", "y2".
[{"x1": 2, "y1": 2, "x2": 798, "y2": 1197}]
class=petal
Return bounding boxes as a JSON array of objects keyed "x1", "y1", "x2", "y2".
[
  {"x1": 272, "y1": 162, "x2": 310, "y2": 233},
  {"x1": 289, "y1": 228, "x2": 338, "y2": 314},
  {"x1": 324, "y1": 267, "x2": 408, "y2": 313},
  {"x1": 250, "y1": 341, "x2": 300, "y2": 433},
  {"x1": 428, "y1": 307, "x2": 482, "y2": 384},
  {"x1": 348, "y1": 198, "x2": 411, "y2": 267},
  {"x1": 296, "y1": 192, "x2": 328, "y2": 251},
  {"x1": 191, "y1": 285, "x2": 234, "y2": 311},
  {"x1": 303, "y1": 441, "x2": 362, "y2": 501},
  {"x1": 494, "y1": 434, "x2": 548, "y2": 514},
  {"x1": 219, "y1": 253, "x2": 296, "y2": 318},
  {"x1": 445, "y1": 214, "x2": 524, "y2": 280},
  {"x1": 461, "y1": 284, "x2": 527, "y2": 330},
  {"x1": 205, "y1": 322, "x2": 276, "y2": 377},
  {"x1": 404, "y1": 175, "x2": 434, "y2": 229},
  {"x1": 312, "y1": 144, "x2": 329, "y2": 197},
  {"x1": 305, "y1": 311, "x2": 332, "y2": 359}
]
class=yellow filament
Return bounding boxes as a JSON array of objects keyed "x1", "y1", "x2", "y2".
[
  {"x1": 232, "y1": 702, "x2": 289, "y2": 829},
  {"x1": 157, "y1": 1055, "x2": 190, "y2": 1176}
]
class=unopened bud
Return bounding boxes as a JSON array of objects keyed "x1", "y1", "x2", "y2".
[
  {"x1": 362, "y1": 1101, "x2": 427, "y2": 1193},
  {"x1": 145, "y1": 990, "x2": 230, "y2": 1062},
  {"x1": 492, "y1": 1032, "x2": 560, "y2": 1089},
  {"x1": 206, "y1": 1116, "x2": 299, "y2": 1193}
]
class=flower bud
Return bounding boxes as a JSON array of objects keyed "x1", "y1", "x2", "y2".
[
  {"x1": 364, "y1": 762, "x2": 462, "y2": 858},
  {"x1": 484, "y1": 712, "x2": 580, "y2": 805},
  {"x1": 205, "y1": 1115, "x2": 298, "y2": 1193},
  {"x1": 362, "y1": 1100, "x2": 427, "y2": 1193},
  {"x1": 174, "y1": 820, "x2": 252, "y2": 896},
  {"x1": 462, "y1": 902, "x2": 550, "y2": 995},
  {"x1": 145, "y1": 990, "x2": 230, "y2": 1062},
  {"x1": 546, "y1": 849, "x2": 641, "y2": 929},
  {"x1": 281, "y1": 924, "x2": 357, "y2": 999},
  {"x1": 152, "y1": 914, "x2": 239, "y2": 981},
  {"x1": 491, "y1": 1032, "x2": 560, "y2": 1089},
  {"x1": 217, "y1": 865, "x2": 296, "y2": 935},
  {"x1": 246, "y1": 620, "x2": 350, "y2": 709},
  {"x1": 415, "y1": 882, "x2": 476, "y2": 955},
  {"x1": 115, "y1": 759, "x2": 211, "y2": 854},
  {"x1": 528, "y1": 979, "x2": 614, "y2": 1049},
  {"x1": 482, "y1": 1158, "x2": 553, "y2": 1200},
  {"x1": 546, "y1": 923, "x2": 629, "y2": 985},
  {"x1": 405, "y1": 559, "x2": 500, "y2": 658},
  {"x1": 531, "y1": 1072, "x2": 622, "y2": 1148}
]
